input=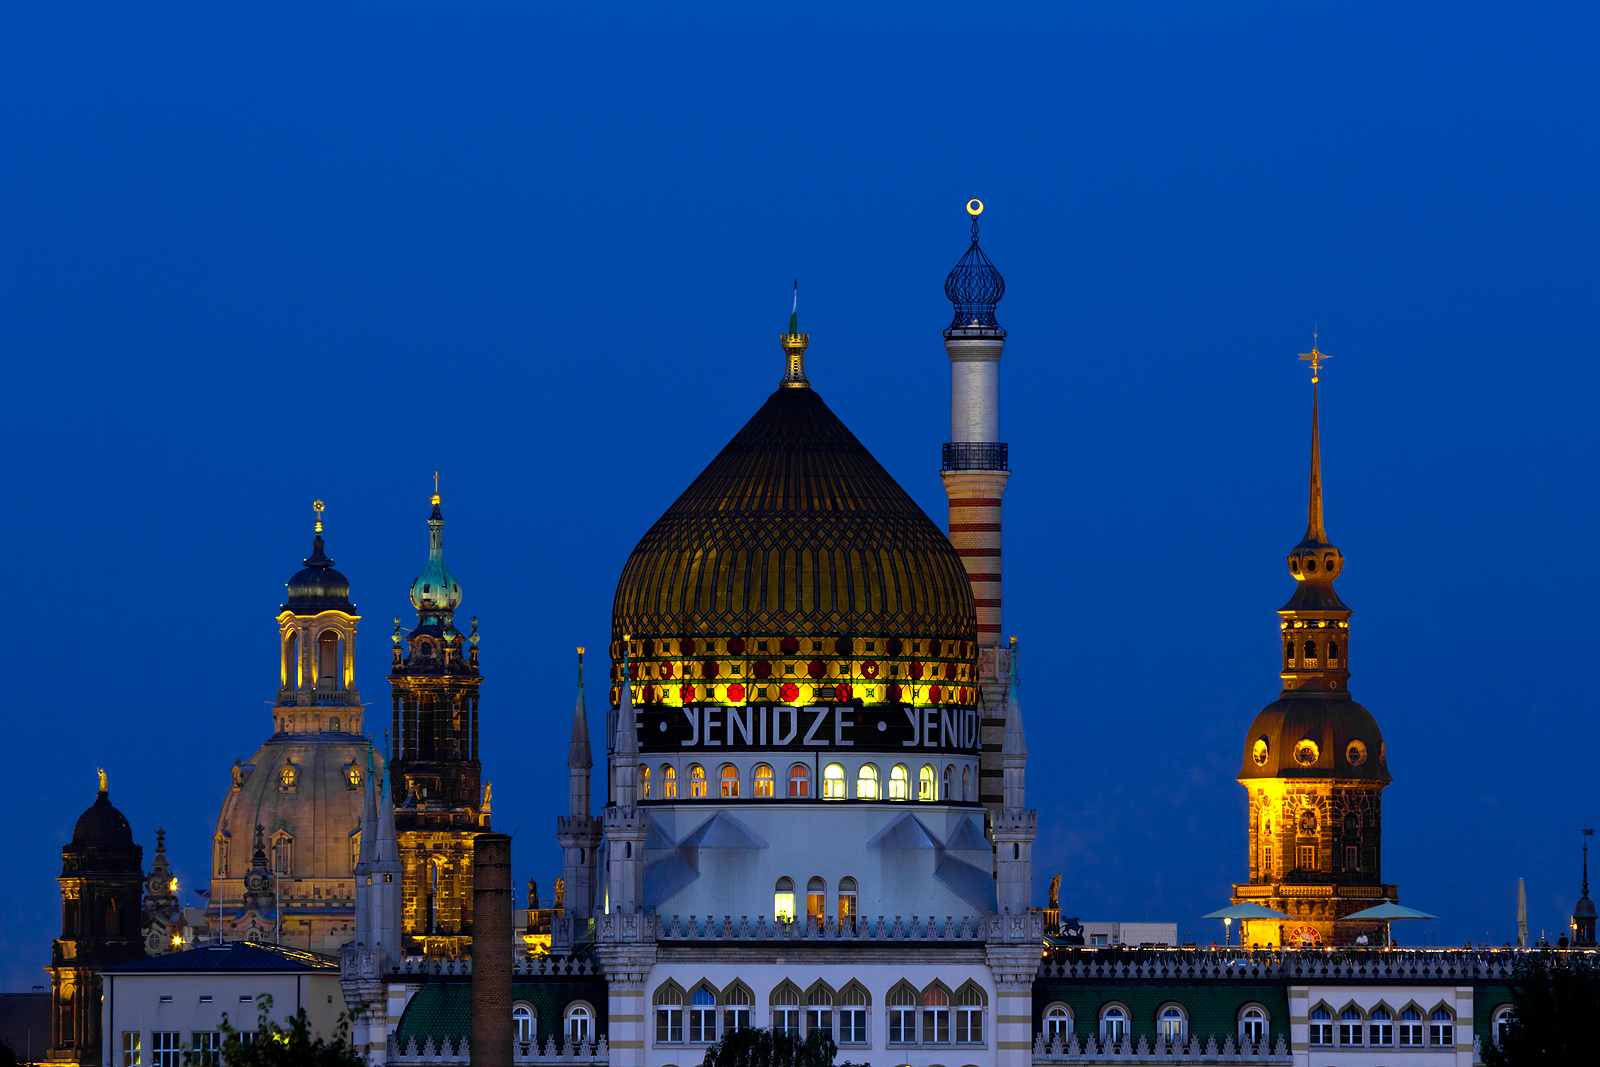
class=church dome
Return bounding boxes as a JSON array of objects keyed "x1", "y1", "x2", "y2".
[
  {"x1": 71, "y1": 789, "x2": 135, "y2": 850},
  {"x1": 1238, "y1": 697, "x2": 1391, "y2": 784},
  {"x1": 284, "y1": 535, "x2": 354, "y2": 613},
  {"x1": 611, "y1": 378, "x2": 977, "y2": 708}
]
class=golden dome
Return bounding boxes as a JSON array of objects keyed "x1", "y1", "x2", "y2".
[{"x1": 611, "y1": 383, "x2": 978, "y2": 707}]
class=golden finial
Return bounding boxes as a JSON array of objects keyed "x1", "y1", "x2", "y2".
[
  {"x1": 966, "y1": 199, "x2": 985, "y2": 217},
  {"x1": 1298, "y1": 329, "x2": 1331, "y2": 383},
  {"x1": 431, "y1": 471, "x2": 441, "y2": 507},
  {"x1": 97, "y1": 767, "x2": 107, "y2": 793},
  {"x1": 312, "y1": 500, "x2": 325, "y2": 534}
]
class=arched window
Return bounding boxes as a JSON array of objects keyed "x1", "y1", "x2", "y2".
[
  {"x1": 771, "y1": 983, "x2": 800, "y2": 1036},
  {"x1": 1309, "y1": 1008, "x2": 1332, "y2": 1045},
  {"x1": 1045, "y1": 1004, "x2": 1073, "y2": 1041},
  {"x1": 639, "y1": 764, "x2": 651, "y2": 799},
  {"x1": 1158, "y1": 1005, "x2": 1186, "y2": 1043},
  {"x1": 857, "y1": 763, "x2": 880, "y2": 800},
  {"x1": 661, "y1": 764, "x2": 677, "y2": 799},
  {"x1": 724, "y1": 985, "x2": 751, "y2": 1033},
  {"x1": 788, "y1": 764, "x2": 809, "y2": 798},
  {"x1": 806, "y1": 984, "x2": 833, "y2": 1040},
  {"x1": 942, "y1": 764, "x2": 953, "y2": 801},
  {"x1": 920, "y1": 764, "x2": 937, "y2": 801},
  {"x1": 837, "y1": 877, "x2": 857, "y2": 930},
  {"x1": 688, "y1": 988, "x2": 716, "y2": 1043},
  {"x1": 753, "y1": 764, "x2": 774, "y2": 797},
  {"x1": 823, "y1": 763, "x2": 846, "y2": 799},
  {"x1": 654, "y1": 983, "x2": 684, "y2": 1043},
  {"x1": 838, "y1": 983, "x2": 868, "y2": 1044},
  {"x1": 688, "y1": 764, "x2": 707, "y2": 798},
  {"x1": 318, "y1": 630, "x2": 341, "y2": 687},
  {"x1": 284, "y1": 631, "x2": 299, "y2": 687},
  {"x1": 1493, "y1": 1006, "x2": 1513, "y2": 1045},
  {"x1": 923, "y1": 986, "x2": 950, "y2": 1043},
  {"x1": 1328, "y1": 641, "x2": 1340, "y2": 661},
  {"x1": 1339, "y1": 1007, "x2": 1363, "y2": 1045},
  {"x1": 1240, "y1": 1006, "x2": 1267, "y2": 1045},
  {"x1": 955, "y1": 984, "x2": 985, "y2": 1043},
  {"x1": 961, "y1": 765, "x2": 971, "y2": 801},
  {"x1": 279, "y1": 765, "x2": 298, "y2": 792},
  {"x1": 566, "y1": 1003, "x2": 592, "y2": 1044},
  {"x1": 1370, "y1": 1007, "x2": 1392, "y2": 1046},
  {"x1": 806, "y1": 876, "x2": 826, "y2": 928},
  {"x1": 720, "y1": 764, "x2": 740, "y2": 798},
  {"x1": 1398, "y1": 1008, "x2": 1423, "y2": 1046},
  {"x1": 1303, "y1": 638, "x2": 1317, "y2": 659},
  {"x1": 1284, "y1": 640, "x2": 1293, "y2": 662},
  {"x1": 329, "y1": 716, "x2": 340, "y2": 732},
  {"x1": 889, "y1": 764, "x2": 909, "y2": 800},
  {"x1": 774, "y1": 877, "x2": 795, "y2": 922},
  {"x1": 513, "y1": 1005, "x2": 536, "y2": 1044},
  {"x1": 1100, "y1": 1006, "x2": 1127, "y2": 1042},
  {"x1": 271, "y1": 831, "x2": 294, "y2": 875},
  {"x1": 1428, "y1": 1008, "x2": 1453, "y2": 1047},
  {"x1": 887, "y1": 985, "x2": 917, "y2": 1044}
]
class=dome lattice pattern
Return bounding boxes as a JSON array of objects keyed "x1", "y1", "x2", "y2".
[{"x1": 613, "y1": 387, "x2": 976, "y2": 643}]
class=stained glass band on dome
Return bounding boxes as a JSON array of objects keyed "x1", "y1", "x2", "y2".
[{"x1": 611, "y1": 375, "x2": 977, "y2": 712}]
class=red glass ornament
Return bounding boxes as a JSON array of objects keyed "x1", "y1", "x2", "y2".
[
  {"x1": 835, "y1": 683, "x2": 852, "y2": 701},
  {"x1": 945, "y1": 662, "x2": 957, "y2": 680},
  {"x1": 727, "y1": 637, "x2": 747, "y2": 655},
  {"x1": 860, "y1": 660, "x2": 880, "y2": 679},
  {"x1": 780, "y1": 636, "x2": 800, "y2": 654},
  {"x1": 702, "y1": 660, "x2": 719, "y2": 679},
  {"x1": 660, "y1": 661, "x2": 675, "y2": 678},
  {"x1": 779, "y1": 682, "x2": 799, "y2": 703},
  {"x1": 754, "y1": 660, "x2": 773, "y2": 679},
  {"x1": 910, "y1": 661, "x2": 925, "y2": 680},
  {"x1": 834, "y1": 637, "x2": 852, "y2": 656},
  {"x1": 807, "y1": 659, "x2": 825, "y2": 679},
  {"x1": 887, "y1": 637, "x2": 903, "y2": 656},
  {"x1": 679, "y1": 684, "x2": 696, "y2": 702},
  {"x1": 888, "y1": 683, "x2": 903, "y2": 701},
  {"x1": 931, "y1": 685, "x2": 942, "y2": 703},
  {"x1": 728, "y1": 683, "x2": 746, "y2": 703}
]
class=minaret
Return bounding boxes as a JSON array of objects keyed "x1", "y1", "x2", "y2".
[
  {"x1": 555, "y1": 649, "x2": 602, "y2": 948},
  {"x1": 1232, "y1": 346, "x2": 1396, "y2": 948},
  {"x1": 1575, "y1": 830, "x2": 1597, "y2": 946},
  {"x1": 940, "y1": 200, "x2": 1012, "y2": 824},
  {"x1": 389, "y1": 477, "x2": 484, "y2": 959}
]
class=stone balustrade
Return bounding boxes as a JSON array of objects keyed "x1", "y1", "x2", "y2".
[
  {"x1": 654, "y1": 913, "x2": 989, "y2": 941},
  {"x1": 1032, "y1": 1032, "x2": 1290, "y2": 1063},
  {"x1": 388, "y1": 1034, "x2": 609, "y2": 1065},
  {"x1": 386, "y1": 954, "x2": 601, "y2": 978},
  {"x1": 1037, "y1": 948, "x2": 1526, "y2": 982}
]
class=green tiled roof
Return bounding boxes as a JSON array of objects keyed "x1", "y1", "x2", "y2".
[
  {"x1": 395, "y1": 979, "x2": 608, "y2": 1045},
  {"x1": 1034, "y1": 981, "x2": 1290, "y2": 1044}
]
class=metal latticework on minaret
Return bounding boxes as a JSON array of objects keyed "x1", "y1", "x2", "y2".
[{"x1": 389, "y1": 480, "x2": 489, "y2": 959}]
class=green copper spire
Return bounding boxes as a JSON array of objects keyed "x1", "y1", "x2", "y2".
[{"x1": 409, "y1": 474, "x2": 462, "y2": 616}]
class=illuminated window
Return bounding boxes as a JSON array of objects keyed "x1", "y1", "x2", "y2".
[
  {"x1": 806, "y1": 986, "x2": 832, "y2": 1040},
  {"x1": 806, "y1": 876, "x2": 825, "y2": 928},
  {"x1": 837, "y1": 877, "x2": 857, "y2": 928},
  {"x1": 1309, "y1": 1008, "x2": 1332, "y2": 1045},
  {"x1": 919, "y1": 764, "x2": 937, "y2": 801},
  {"x1": 922, "y1": 986, "x2": 950, "y2": 1043},
  {"x1": 1339, "y1": 1008, "x2": 1363, "y2": 1044},
  {"x1": 838, "y1": 983, "x2": 868, "y2": 1044},
  {"x1": 1370, "y1": 1007, "x2": 1392, "y2": 1045},
  {"x1": 857, "y1": 764, "x2": 880, "y2": 799},
  {"x1": 823, "y1": 763, "x2": 845, "y2": 799},
  {"x1": 688, "y1": 764, "x2": 706, "y2": 798},
  {"x1": 639, "y1": 764, "x2": 650, "y2": 799},
  {"x1": 1428, "y1": 1008, "x2": 1453, "y2": 1046},
  {"x1": 1297, "y1": 845, "x2": 1315, "y2": 870},
  {"x1": 889, "y1": 764, "x2": 909, "y2": 800},
  {"x1": 1294, "y1": 740, "x2": 1319, "y2": 765},
  {"x1": 1298, "y1": 810, "x2": 1317, "y2": 833},
  {"x1": 753, "y1": 764, "x2": 774, "y2": 797},
  {"x1": 723, "y1": 985, "x2": 751, "y2": 1033},
  {"x1": 346, "y1": 765, "x2": 361, "y2": 789},
  {"x1": 1399, "y1": 1009, "x2": 1423, "y2": 1045},
  {"x1": 122, "y1": 1031, "x2": 142, "y2": 1067},
  {"x1": 772, "y1": 984, "x2": 800, "y2": 1036},
  {"x1": 788, "y1": 764, "x2": 809, "y2": 798},
  {"x1": 774, "y1": 877, "x2": 795, "y2": 922},
  {"x1": 1240, "y1": 1007, "x2": 1267, "y2": 1045},
  {"x1": 1158, "y1": 1006, "x2": 1185, "y2": 1043},
  {"x1": 955, "y1": 985, "x2": 985, "y2": 1043},
  {"x1": 720, "y1": 764, "x2": 740, "y2": 798},
  {"x1": 661, "y1": 765, "x2": 677, "y2": 799},
  {"x1": 655, "y1": 984, "x2": 684, "y2": 1044},
  {"x1": 284, "y1": 632, "x2": 299, "y2": 688},
  {"x1": 279, "y1": 765, "x2": 298, "y2": 792}
]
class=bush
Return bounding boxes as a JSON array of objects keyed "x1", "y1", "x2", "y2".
[
  {"x1": 1480, "y1": 954, "x2": 1600, "y2": 1067},
  {"x1": 701, "y1": 1027, "x2": 867, "y2": 1067}
]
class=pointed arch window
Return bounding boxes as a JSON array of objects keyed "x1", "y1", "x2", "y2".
[
  {"x1": 723, "y1": 985, "x2": 752, "y2": 1033},
  {"x1": 922, "y1": 985, "x2": 950, "y2": 1044},
  {"x1": 1398, "y1": 1008, "x2": 1423, "y2": 1046},
  {"x1": 770, "y1": 983, "x2": 800, "y2": 1036},
  {"x1": 1310, "y1": 1008, "x2": 1333, "y2": 1045},
  {"x1": 806, "y1": 985, "x2": 833, "y2": 1040},
  {"x1": 838, "y1": 983, "x2": 869, "y2": 1044},
  {"x1": 653, "y1": 983, "x2": 684, "y2": 1044},
  {"x1": 887, "y1": 985, "x2": 917, "y2": 1044},
  {"x1": 955, "y1": 984, "x2": 986, "y2": 1043},
  {"x1": 1428, "y1": 1008, "x2": 1453, "y2": 1047},
  {"x1": 1369, "y1": 1007, "x2": 1392, "y2": 1046},
  {"x1": 688, "y1": 988, "x2": 716, "y2": 1044},
  {"x1": 1339, "y1": 1007, "x2": 1364, "y2": 1045}
]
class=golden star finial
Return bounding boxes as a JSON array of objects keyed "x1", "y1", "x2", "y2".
[
  {"x1": 1298, "y1": 329, "x2": 1331, "y2": 383},
  {"x1": 312, "y1": 499, "x2": 325, "y2": 534}
]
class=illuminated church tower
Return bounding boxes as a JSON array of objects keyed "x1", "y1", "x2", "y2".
[
  {"x1": 1232, "y1": 349, "x2": 1396, "y2": 948},
  {"x1": 388, "y1": 480, "x2": 488, "y2": 958},
  {"x1": 939, "y1": 201, "x2": 1013, "y2": 823}
]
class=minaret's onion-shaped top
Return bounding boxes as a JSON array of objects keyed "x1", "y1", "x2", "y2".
[
  {"x1": 944, "y1": 200, "x2": 1005, "y2": 332},
  {"x1": 410, "y1": 475, "x2": 462, "y2": 615}
]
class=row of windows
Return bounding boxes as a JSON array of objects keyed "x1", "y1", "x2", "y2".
[
  {"x1": 772, "y1": 876, "x2": 857, "y2": 924},
  {"x1": 616, "y1": 637, "x2": 974, "y2": 658},
  {"x1": 511, "y1": 1003, "x2": 594, "y2": 1045},
  {"x1": 1284, "y1": 638, "x2": 1341, "y2": 664},
  {"x1": 652, "y1": 979, "x2": 986, "y2": 1047},
  {"x1": 1042, "y1": 1003, "x2": 1269, "y2": 1045},
  {"x1": 641, "y1": 762, "x2": 975, "y2": 801},
  {"x1": 122, "y1": 1030, "x2": 243, "y2": 1066},
  {"x1": 1308, "y1": 1005, "x2": 1455, "y2": 1047}
]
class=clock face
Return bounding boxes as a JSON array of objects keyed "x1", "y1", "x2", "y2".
[{"x1": 1287, "y1": 924, "x2": 1322, "y2": 944}]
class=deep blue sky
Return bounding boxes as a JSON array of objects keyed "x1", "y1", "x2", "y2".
[{"x1": 4, "y1": 3, "x2": 1596, "y2": 987}]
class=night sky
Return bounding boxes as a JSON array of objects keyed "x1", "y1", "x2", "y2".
[{"x1": 4, "y1": 4, "x2": 1596, "y2": 988}]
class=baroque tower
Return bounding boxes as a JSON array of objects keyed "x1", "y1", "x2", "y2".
[
  {"x1": 939, "y1": 200, "x2": 1013, "y2": 825},
  {"x1": 1232, "y1": 350, "x2": 1396, "y2": 948},
  {"x1": 47, "y1": 774, "x2": 144, "y2": 1067},
  {"x1": 389, "y1": 482, "x2": 487, "y2": 958}
]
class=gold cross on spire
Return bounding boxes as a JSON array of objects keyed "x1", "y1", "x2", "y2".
[
  {"x1": 1299, "y1": 330, "x2": 1331, "y2": 383},
  {"x1": 431, "y1": 471, "x2": 441, "y2": 506},
  {"x1": 313, "y1": 499, "x2": 325, "y2": 533}
]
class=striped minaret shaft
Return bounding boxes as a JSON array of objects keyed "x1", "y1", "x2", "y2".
[{"x1": 942, "y1": 201, "x2": 1011, "y2": 823}]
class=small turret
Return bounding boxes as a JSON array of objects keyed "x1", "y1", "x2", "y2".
[
  {"x1": 555, "y1": 648, "x2": 602, "y2": 942},
  {"x1": 569, "y1": 650, "x2": 593, "y2": 817},
  {"x1": 992, "y1": 637, "x2": 1036, "y2": 920},
  {"x1": 1575, "y1": 830, "x2": 1596, "y2": 947},
  {"x1": 353, "y1": 743, "x2": 403, "y2": 968}
]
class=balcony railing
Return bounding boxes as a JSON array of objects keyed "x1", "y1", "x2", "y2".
[{"x1": 941, "y1": 442, "x2": 1009, "y2": 471}]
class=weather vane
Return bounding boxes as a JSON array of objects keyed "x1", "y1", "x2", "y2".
[
  {"x1": 313, "y1": 499, "x2": 326, "y2": 534},
  {"x1": 1298, "y1": 329, "x2": 1331, "y2": 384}
]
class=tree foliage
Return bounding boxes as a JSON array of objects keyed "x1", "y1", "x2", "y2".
[
  {"x1": 185, "y1": 994, "x2": 365, "y2": 1066},
  {"x1": 701, "y1": 1027, "x2": 866, "y2": 1067},
  {"x1": 1480, "y1": 953, "x2": 1600, "y2": 1067}
]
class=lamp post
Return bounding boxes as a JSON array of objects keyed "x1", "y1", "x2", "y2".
[{"x1": 1224, "y1": 917, "x2": 1231, "y2": 947}]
